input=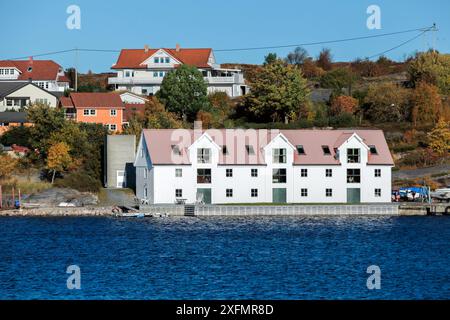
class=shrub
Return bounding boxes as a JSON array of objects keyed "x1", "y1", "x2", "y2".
[
  {"x1": 329, "y1": 112, "x2": 357, "y2": 127},
  {"x1": 55, "y1": 171, "x2": 102, "y2": 193}
]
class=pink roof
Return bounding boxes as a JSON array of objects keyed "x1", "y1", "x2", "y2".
[
  {"x1": 142, "y1": 129, "x2": 394, "y2": 166},
  {"x1": 112, "y1": 48, "x2": 213, "y2": 69},
  {"x1": 61, "y1": 93, "x2": 124, "y2": 110}
]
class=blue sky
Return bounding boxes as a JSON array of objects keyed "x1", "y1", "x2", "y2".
[{"x1": 0, "y1": 0, "x2": 448, "y2": 72}]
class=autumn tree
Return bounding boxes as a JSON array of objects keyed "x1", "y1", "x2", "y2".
[
  {"x1": 408, "y1": 51, "x2": 450, "y2": 95},
  {"x1": 330, "y1": 95, "x2": 359, "y2": 116},
  {"x1": 363, "y1": 83, "x2": 410, "y2": 123},
  {"x1": 0, "y1": 154, "x2": 18, "y2": 181},
  {"x1": 46, "y1": 142, "x2": 72, "y2": 184},
  {"x1": 411, "y1": 82, "x2": 442, "y2": 127},
  {"x1": 320, "y1": 68, "x2": 357, "y2": 95},
  {"x1": 427, "y1": 118, "x2": 450, "y2": 157},
  {"x1": 301, "y1": 58, "x2": 325, "y2": 78},
  {"x1": 245, "y1": 59, "x2": 310, "y2": 122},
  {"x1": 144, "y1": 97, "x2": 183, "y2": 129},
  {"x1": 316, "y1": 48, "x2": 333, "y2": 71},
  {"x1": 157, "y1": 65, "x2": 210, "y2": 121}
]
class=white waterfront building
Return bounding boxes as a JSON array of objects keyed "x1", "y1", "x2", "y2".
[
  {"x1": 134, "y1": 127, "x2": 394, "y2": 204},
  {"x1": 109, "y1": 45, "x2": 247, "y2": 97}
]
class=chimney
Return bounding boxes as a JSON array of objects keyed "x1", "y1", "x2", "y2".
[
  {"x1": 29, "y1": 56, "x2": 33, "y2": 64},
  {"x1": 144, "y1": 44, "x2": 149, "y2": 53},
  {"x1": 176, "y1": 43, "x2": 180, "y2": 52}
]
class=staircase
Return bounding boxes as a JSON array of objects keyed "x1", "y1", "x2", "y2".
[{"x1": 184, "y1": 205, "x2": 196, "y2": 217}]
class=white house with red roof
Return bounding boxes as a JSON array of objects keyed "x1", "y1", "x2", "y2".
[
  {"x1": 0, "y1": 58, "x2": 70, "y2": 92},
  {"x1": 134, "y1": 126, "x2": 394, "y2": 204},
  {"x1": 108, "y1": 45, "x2": 247, "y2": 97}
]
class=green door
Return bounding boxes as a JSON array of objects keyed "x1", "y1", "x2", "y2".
[
  {"x1": 197, "y1": 188, "x2": 212, "y2": 204},
  {"x1": 273, "y1": 188, "x2": 287, "y2": 203},
  {"x1": 347, "y1": 188, "x2": 361, "y2": 203}
]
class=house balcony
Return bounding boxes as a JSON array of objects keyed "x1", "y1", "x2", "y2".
[{"x1": 109, "y1": 74, "x2": 244, "y2": 86}]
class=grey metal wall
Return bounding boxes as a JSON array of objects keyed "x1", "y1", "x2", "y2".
[{"x1": 104, "y1": 135, "x2": 136, "y2": 189}]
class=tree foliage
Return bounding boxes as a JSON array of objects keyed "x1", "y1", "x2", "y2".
[
  {"x1": 0, "y1": 154, "x2": 18, "y2": 181},
  {"x1": 157, "y1": 65, "x2": 210, "y2": 121},
  {"x1": 363, "y1": 83, "x2": 411, "y2": 123},
  {"x1": 408, "y1": 51, "x2": 450, "y2": 95},
  {"x1": 263, "y1": 53, "x2": 278, "y2": 65},
  {"x1": 285, "y1": 47, "x2": 309, "y2": 65},
  {"x1": 427, "y1": 118, "x2": 450, "y2": 156},
  {"x1": 46, "y1": 142, "x2": 72, "y2": 183},
  {"x1": 320, "y1": 68, "x2": 357, "y2": 95},
  {"x1": 411, "y1": 82, "x2": 443, "y2": 127},
  {"x1": 330, "y1": 95, "x2": 359, "y2": 116},
  {"x1": 316, "y1": 48, "x2": 333, "y2": 71},
  {"x1": 245, "y1": 59, "x2": 310, "y2": 122}
]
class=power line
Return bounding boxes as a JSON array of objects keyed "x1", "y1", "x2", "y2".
[
  {"x1": 214, "y1": 26, "x2": 433, "y2": 52},
  {"x1": 4, "y1": 25, "x2": 436, "y2": 61}
]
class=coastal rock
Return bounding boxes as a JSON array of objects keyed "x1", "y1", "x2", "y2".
[{"x1": 25, "y1": 187, "x2": 99, "y2": 207}]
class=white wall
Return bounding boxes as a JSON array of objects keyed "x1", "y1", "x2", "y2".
[{"x1": 0, "y1": 84, "x2": 58, "y2": 111}]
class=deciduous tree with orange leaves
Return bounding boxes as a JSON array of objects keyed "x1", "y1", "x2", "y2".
[
  {"x1": 330, "y1": 95, "x2": 359, "y2": 116},
  {"x1": 46, "y1": 142, "x2": 72, "y2": 184},
  {"x1": 411, "y1": 82, "x2": 443, "y2": 127}
]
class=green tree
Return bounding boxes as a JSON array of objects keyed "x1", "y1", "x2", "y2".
[
  {"x1": 320, "y1": 68, "x2": 357, "y2": 95},
  {"x1": 408, "y1": 51, "x2": 450, "y2": 95},
  {"x1": 264, "y1": 53, "x2": 278, "y2": 65},
  {"x1": 246, "y1": 59, "x2": 310, "y2": 122},
  {"x1": 157, "y1": 65, "x2": 210, "y2": 121},
  {"x1": 27, "y1": 103, "x2": 66, "y2": 157}
]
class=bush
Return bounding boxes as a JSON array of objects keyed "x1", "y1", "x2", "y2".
[
  {"x1": 329, "y1": 112, "x2": 357, "y2": 127},
  {"x1": 55, "y1": 171, "x2": 102, "y2": 193}
]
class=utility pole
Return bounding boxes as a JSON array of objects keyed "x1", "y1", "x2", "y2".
[
  {"x1": 432, "y1": 23, "x2": 438, "y2": 53},
  {"x1": 75, "y1": 47, "x2": 78, "y2": 92}
]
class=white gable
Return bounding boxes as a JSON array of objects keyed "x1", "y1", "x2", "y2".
[{"x1": 140, "y1": 49, "x2": 182, "y2": 66}]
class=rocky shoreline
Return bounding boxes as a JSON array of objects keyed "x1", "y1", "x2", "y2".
[{"x1": 0, "y1": 207, "x2": 115, "y2": 217}]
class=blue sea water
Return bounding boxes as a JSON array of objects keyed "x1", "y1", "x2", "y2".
[{"x1": 0, "y1": 216, "x2": 449, "y2": 300}]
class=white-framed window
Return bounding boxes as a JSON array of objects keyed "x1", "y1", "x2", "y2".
[
  {"x1": 109, "y1": 124, "x2": 117, "y2": 131},
  {"x1": 375, "y1": 188, "x2": 381, "y2": 197},
  {"x1": 326, "y1": 169, "x2": 332, "y2": 177},
  {"x1": 375, "y1": 169, "x2": 381, "y2": 177},
  {"x1": 226, "y1": 169, "x2": 233, "y2": 177},
  {"x1": 273, "y1": 148, "x2": 287, "y2": 163},
  {"x1": 226, "y1": 189, "x2": 233, "y2": 198},
  {"x1": 197, "y1": 148, "x2": 211, "y2": 163},
  {"x1": 175, "y1": 168, "x2": 182, "y2": 177},
  {"x1": 347, "y1": 148, "x2": 361, "y2": 163},
  {"x1": 90, "y1": 109, "x2": 96, "y2": 115},
  {"x1": 326, "y1": 188, "x2": 332, "y2": 197},
  {"x1": 0, "y1": 69, "x2": 3, "y2": 75},
  {"x1": 110, "y1": 109, "x2": 117, "y2": 116},
  {"x1": 251, "y1": 169, "x2": 258, "y2": 177},
  {"x1": 301, "y1": 188, "x2": 308, "y2": 197},
  {"x1": 154, "y1": 57, "x2": 159, "y2": 63},
  {"x1": 251, "y1": 189, "x2": 258, "y2": 197},
  {"x1": 35, "y1": 98, "x2": 48, "y2": 105},
  {"x1": 165, "y1": 57, "x2": 170, "y2": 63},
  {"x1": 159, "y1": 71, "x2": 164, "y2": 77},
  {"x1": 83, "y1": 109, "x2": 89, "y2": 116},
  {"x1": 153, "y1": 71, "x2": 158, "y2": 77},
  {"x1": 6, "y1": 99, "x2": 12, "y2": 106},
  {"x1": 301, "y1": 168, "x2": 308, "y2": 177},
  {"x1": 144, "y1": 168, "x2": 148, "y2": 179},
  {"x1": 175, "y1": 189, "x2": 183, "y2": 198}
]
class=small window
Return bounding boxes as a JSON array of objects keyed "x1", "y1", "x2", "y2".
[
  {"x1": 251, "y1": 189, "x2": 258, "y2": 197},
  {"x1": 153, "y1": 71, "x2": 158, "y2": 77},
  {"x1": 347, "y1": 148, "x2": 360, "y2": 163},
  {"x1": 109, "y1": 124, "x2": 117, "y2": 131},
  {"x1": 273, "y1": 169, "x2": 287, "y2": 183},
  {"x1": 322, "y1": 145, "x2": 331, "y2": 155},
  {"x1": 6, "y1": 99, "x2": 12, "y2": 106},
  {"x1": 159, "y1": 71, "x2": 164, "y2": 77},
  {"x1": 326, "y1": 188, "x2": 332, "y2": 197},
  {"x1": 154, "y1": 57, "x2": 159, "y2": 63},
  {"x1": 375, "y1": 169, "x2": 381, "y2": 177},
  {"x1": 83, "y1": 109, "x2": 89, "y2": 116},
  {"x1": 175, "y1": 168, "x2": 182, "y2": 177},
  {"x1": 27, "y1": 67, "x2": 32, "y2": 72},
  {"x1": 90, "y1": 109, "x2": 96, "y2": 115},
  {"x1": 369, "y1": 145, "x2": 378, "y2": 155},
  {"x1": 226, "y1": 169, "x2": 233, "y2": 177},
  {"x1": 251, "y1": 169, "x2": 258, "y2": 177},
  {"x1": 347, "y1": 169, "x2": 361, "y2": 183},
  {"x1": 301, "y1": 188, "x2": 308, "y2": 197},
  {"x1": 296, "y1": 145, "x2": 305, "y2": 155},
  {"x1": 165, "y1": 57, "x2": 170, "y2": 63},
  {"x1": 245, "y1": 145, "x2": 255, "y2": 155},
  {"x1": 171, "y1": 145, "x2": 182, "y2": 156},
  {"x1": 222, "y1": 145, "x2": 228, "y2": 155},
  {"x1": 144, "y1": 168, "x2": 148, "y2": 179},
  {"x1": 197, "y1": 148, "x2": 211, "y2": 163},
  {"x1": 110, "y1": 109, "x2": 117, "y2": 116},
  {"x1": 375, "y1": 188, "x2": 381, "y2": 197},
  {"x1": 175, "y1": 189, "x2": 183, "y2": 198},
  {"x1": 226, "y1": 189, "x2": 233, "y2": 198},
  {"x1": 301, "y1": 168, "x2": 308, "y2": 177},
  {"x1": 197, "y1": 169, "x2": 212, "y2": 184},
  {"x1": 273, "y1": 148, "x2": 287, "y2": 163},
  {"x1": 326, "y1": 169, "x2": 332, "y2": 177}
]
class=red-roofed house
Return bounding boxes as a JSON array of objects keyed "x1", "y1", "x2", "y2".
[
  {"x1": 134, "y1": 125, "x2": 394, "y2": 204},
  {"x1": 0, "y1": 58, "x2": 70, "y2": 92},
  {"x1": 59, "y1": 93, "x2": 124, "y2": 132},
  {"x1": 108, "y1": 45, "x2": 247, "y2": 97}
]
